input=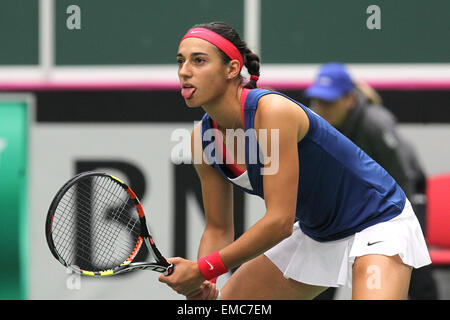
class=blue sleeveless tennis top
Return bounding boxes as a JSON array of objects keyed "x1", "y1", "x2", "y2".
[{"x1": 201, "y1": 88, "x2": 406, "y2": 242}]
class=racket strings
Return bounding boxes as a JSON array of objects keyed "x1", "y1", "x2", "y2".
[
  {"x1": 53, "y1": 180, "x2": 119, "y2": 268},
  {"x1": 54, "y1": 180, "x2": 117, "y2": 259},
  {"x1": 73, "y1": 180, "x2": 130, "y2": 266},
  {"x1": 73, "y1": 177, "x2": 139, "y2": 266},
  {"x1": 53, "y1": 192, "x2": 81, "y2": 263},
  {"x1": 56, "y1": 178, "x2": 138, "y2": 269},
  {"x1": 52, "y1": 176, "x2": 142, "y2": 271}
]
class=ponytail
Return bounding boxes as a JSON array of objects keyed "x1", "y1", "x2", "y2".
[{"x1": 243, "y1": 47, "x2": 261, "y2": 89}]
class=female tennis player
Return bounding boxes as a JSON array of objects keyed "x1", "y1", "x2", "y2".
[{"x1": 158, "y1": 21, "x2": 431, "y2": 300}]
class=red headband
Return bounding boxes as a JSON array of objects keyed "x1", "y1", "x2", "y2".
[{"x1": 180, "y1": 27, "x2": 244, "y2": 71}]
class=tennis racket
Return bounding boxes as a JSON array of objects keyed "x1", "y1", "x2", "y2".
[{"x1": 45, "y1": 171, "x2": 174, "y2": 277}]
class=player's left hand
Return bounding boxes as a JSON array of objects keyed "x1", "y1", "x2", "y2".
[
  {"x1": 158, "y1": 257, "x2": 205, "y2": 296},
  {"x1": 186, "y1": 280, "x2": 220, "y2": 300}
]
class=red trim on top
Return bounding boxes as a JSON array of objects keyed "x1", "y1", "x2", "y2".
[
  {"x1": 210, "y1": 88, "x2": 249, "y2": 177},
  {"x1": 211, "y1": 120, "x2": 245, "y2": 177},
  {"x1": 241, "y1": 88, "x2": 250, "y2": 130}
]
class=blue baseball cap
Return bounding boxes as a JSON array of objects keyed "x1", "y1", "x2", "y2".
[{"x1": 304, "y1": 63, "x2": 355, "y2": 102}]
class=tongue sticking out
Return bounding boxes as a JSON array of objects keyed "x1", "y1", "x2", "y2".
[{"x1": 181, "y1": 87, "x2": 196, "y2": 99}]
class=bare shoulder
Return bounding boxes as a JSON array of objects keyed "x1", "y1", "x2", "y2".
[{"x1": 255, "y1": 93, "x2": 310, "y2": 141}]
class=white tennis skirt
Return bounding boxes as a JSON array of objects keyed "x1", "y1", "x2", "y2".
[{"x1": 264, "y1": 199, "x2": 431, "y2": 288}]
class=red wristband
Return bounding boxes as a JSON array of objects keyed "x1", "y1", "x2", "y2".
[{"x1": 197, "y1": 251, "x2": 228, "y2": 281}]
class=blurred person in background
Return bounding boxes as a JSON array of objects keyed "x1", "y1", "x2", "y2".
[{"x1": 305, "y1": 63, "x2": 438, "y2": 300}]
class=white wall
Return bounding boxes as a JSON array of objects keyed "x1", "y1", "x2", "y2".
[{"x1": 28, "y1": 122, "x2": 450, "y2": 299}]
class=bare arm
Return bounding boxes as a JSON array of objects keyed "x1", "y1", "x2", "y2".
[
  {"x1": 219, "y1": 94, "x2": 307, "y2": 269},
  {"x1": 191, "y1": 122, "x2": 235, "y2": 258}
]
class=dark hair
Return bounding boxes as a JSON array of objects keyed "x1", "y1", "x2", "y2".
[{"x1": 192, "y1": 21, "x2": 260, "y2": 89}]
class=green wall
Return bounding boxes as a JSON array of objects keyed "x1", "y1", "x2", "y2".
[
  {"x1": 261, "y1": 0, "x2": 450, "y2": 63},
  {"x1": 1, "y1": 0, "x2": 449, "y2": 65},
  {"x1": 0, "y1": 102, "x2": 28, "y2": 299},
  {"x1": 0, "y1": 0, "x2": 39, "y2": 65},
  {"x1": 55, "y1": 0, "x2": 244, "y2": 65}
]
